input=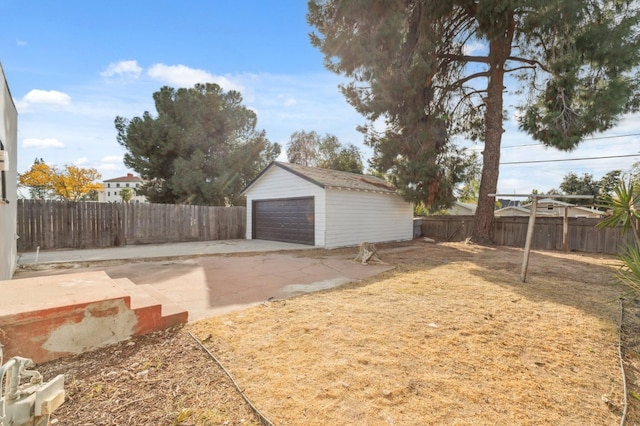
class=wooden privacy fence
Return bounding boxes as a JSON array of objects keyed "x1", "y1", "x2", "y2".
[
  {"x1": 16, "y1": 200, "x2": 246, "y2": 252},
  {"x1": 122, "y1": 202, "x2": 245, "y2": 245},
  {"x1": 420, "y1": 215, "x2": 633, "y2": 254},
  {"x1": 16, "y1": 200, "x2": 123, "y2": 251}
]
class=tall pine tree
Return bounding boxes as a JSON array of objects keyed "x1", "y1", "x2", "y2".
[
  {"x1": 115, "y1": 83, "x2": 280, "y2": 205},
  {"x1": 308, "y1": 0, "x2": 640, "y2": 243}
]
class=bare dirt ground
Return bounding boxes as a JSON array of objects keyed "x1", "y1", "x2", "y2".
[{"x1": 27, "y1": 241, "x2": 640, "y2": 425}]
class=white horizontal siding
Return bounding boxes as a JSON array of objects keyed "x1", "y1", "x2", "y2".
[
  {"x1": 244, "y1": 166, "x2": 326, "y2": 246},
  {"x1": 325, "y1": 189, "x2": 413, "y2": 249}
]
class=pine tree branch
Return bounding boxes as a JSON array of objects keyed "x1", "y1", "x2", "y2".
[
  {"x1": 451, "y1": 89, "x2": 488, "y2": 115},
  {"x1": 438, "y1": 54, "x2": 490, "y2": 64},
  {"x1": 436, "y1": 71, "x2": 490, "y2": 91},
  {"x1": 507, "y1": 56, "x2": 551, "y2": 73},
  {"x1": 504, "y1": 65, "x2": 538, "y2": 73}
]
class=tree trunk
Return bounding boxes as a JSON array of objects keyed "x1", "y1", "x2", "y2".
[{"x1": 471, "y1": 22, "x2": 514, "y2": 245}]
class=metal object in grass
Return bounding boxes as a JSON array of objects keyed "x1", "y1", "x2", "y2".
[{"x1": 0, "y1": 351, "x2": 65, "y2": 426}]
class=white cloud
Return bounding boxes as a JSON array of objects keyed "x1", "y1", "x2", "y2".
[
  {"x1": 16, "y1": 39, "x2": 27, "y2": 46},
  {"x1": 147, "y1": 63, "x2": 243, "y2": 92},
  {"x1": 73, "y1": 157, "x2": 90, "y2": 165},
  {"x1": 23, "y1": 138, "x2": 65, "y2": 148},
  {"x1": 22, "y1": 89, "x2": 71, "y2": 106},
  {"x1": 463, "y1": 41, "x2": 486, "y2": 55},
  {"x1": 101, "y1": 155, "x2": 124, "y2": 163},
  {"x1": 99, "y1": 163, "x2": 121, "y2": 171},
  {"x1": 283, "y1": 97, "x2": 297, "y2": 107},
  {"x1": 100, "y1": 60, "x2": 143, "y2": 79}
]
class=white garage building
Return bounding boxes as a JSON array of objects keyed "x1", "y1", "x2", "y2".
[{"x1": 241, "y1": 162, "x2": 414, "y2": 249}]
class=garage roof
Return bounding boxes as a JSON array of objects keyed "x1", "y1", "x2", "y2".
[{"x1": 242, "y1": 161, "x2": 398, "y2": 194}]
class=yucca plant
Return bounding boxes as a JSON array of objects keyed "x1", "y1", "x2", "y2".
[
  {"x1": 597, "y1": 179, "x2": 640, "y2": 298},
  {"x1": 617, "y1": 244, "x2": 640, "y2": 298}
]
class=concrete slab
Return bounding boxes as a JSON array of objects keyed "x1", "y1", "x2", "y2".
[
  {"x1": 87, "y1": 253, "x2": 394, "y2": 321},
  {"x1": 0, "y1": 271, "x2": 126, "y2": 317},
  {"x1": 14, "y1": 239, "x2": 399, "y2": 322},
  {"x1": 17, "y1": 239, "x2": 315, "y2": 266},
  {"x1": 5, "y1": 241, "x2": 401, "y2": 361}
]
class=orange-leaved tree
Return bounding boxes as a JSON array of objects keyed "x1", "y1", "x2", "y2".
[
  {"x1": 52, "y1": 165, "x2": 103, "y2": 201},
  {"x1": 18, "y1": 158, "x2": 54, "y2": 199},
  {"x1": 19, "y1": 159, "x2": 103, "y2": 201}
]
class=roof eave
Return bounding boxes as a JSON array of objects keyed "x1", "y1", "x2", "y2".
[{"x1": 324, "y1": 185, "x2": 398, "y2": 195}]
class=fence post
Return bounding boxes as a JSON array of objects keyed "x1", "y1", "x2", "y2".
[{"x1": 520, "y1": 197, "x2": 538, "y2": 283}]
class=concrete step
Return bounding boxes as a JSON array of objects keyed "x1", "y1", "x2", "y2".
[
  {"x1": 111, "y1": 278, "x2": 159, "y2": 310},
  {"x1": 138, "y1": 284, "x2": 189, "y2": 327},
  {"x1": 111, "y1": 278, "x2": 188, "y2": 333},
  {"x1": 0, "y1": 271, "x2": 136, "y2": 363},
  {"x1": 0, "y1": 271, "x2": 188, "y2": 363}
]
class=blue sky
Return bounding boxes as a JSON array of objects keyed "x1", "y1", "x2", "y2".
[{"x1": 2, "y1": 0, "x2": 639, "y2": 197}]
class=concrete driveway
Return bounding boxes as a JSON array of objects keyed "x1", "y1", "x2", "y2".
[
  {"x1": 97, "y1": 253, "x2": 393, "y2": 321},
  {"x1": 16, "y1": 240, "x2": 395, "y2": 321}
]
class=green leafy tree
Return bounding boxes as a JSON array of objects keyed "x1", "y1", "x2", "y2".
[
  {"x1": 115, "y1": 83, "x2": 280, "y2": 205},
  {"x1": 456, "y1": 151, "x2": 482, "y2": 203},
  {"x1": 599, "y1": 170, "x2": 623, "y2": 198},
  {"x1": 119, "y1": 187, "x2": 133, "y2": 203},
  {"x1": 458, "y1": 179, "x2": 480, "y2": 204},
  {"x1": 286, "y1": 130, "x2": 320, "y2": 166},
  {"x1": 286, "y1": 130, "x2": 364, "y2": 173},
  {"x1": 557, "y1": 172, "x2": 600, "y2": 204},
  {"x1": 547, "y1": 170, "x2": 623, "y2": 206},
  {"x1": 316, "y1": 134, "x2": 363, "y2": 173},
  {"x1": 308, "y1": 0, "x2": 640, "y2": 244},
  {"x1": 82, "y1": 189, "x2": 100, "y2": 202}
]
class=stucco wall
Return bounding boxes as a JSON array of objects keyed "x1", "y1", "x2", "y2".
[
  {"x1": 324, "y1": 189, "x2": 413, "y2": 249},
  {"x1": 0, "y1": 63, "x2": 18, "y2": 280},
  {"x1": 244, "y1": 166, "x2": 326, "y2": 246}
]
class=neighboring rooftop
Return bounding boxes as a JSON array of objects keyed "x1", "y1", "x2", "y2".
[{"x1": 104, "y1": 173, "x2": 144, "y2": 183}]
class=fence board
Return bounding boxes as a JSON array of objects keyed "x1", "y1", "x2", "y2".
[
  {"x1": 421, "y1": 215, "x2": 633, "y2": 254},
  {"x1": 16, "y1": 200, "x2": 247, "y2": 251}
]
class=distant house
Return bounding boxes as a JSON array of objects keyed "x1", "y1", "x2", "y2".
[
  {"x1": 498, "y1": 199, "x2": 520, "y2": 208},
  {"x1": 495, "y1": 198, "x2": 604, "y2": 218},
  {"x1": 445, "y1": 201, "x2": 477, "y2": 215},
  {"x1": 241, "y1": 161, "x2": 414, "y2": 248},
  {"x1": 0, "y1": 62, "x2": 17, "y2": 280},
  {"x1": 495, "y1": 205, "x2": 554, "y2": 217},
  {"x1": 98, "y1": 173, "x2": 147, "y2": 203}
]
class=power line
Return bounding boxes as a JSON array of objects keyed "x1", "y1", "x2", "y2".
[
  {"x1": 585, "y1": 133, "x2": 640, "y2": 141},
  {"x1": 501, "y1": 153, "x2": 640, "y2": 165},
  {"x1": 501, "y1": 133, "x2": 640, "y2": 149}
]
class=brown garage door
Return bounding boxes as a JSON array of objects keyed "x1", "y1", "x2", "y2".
[{"x1": 253, "y1": 197, "x2": 315, "y2": 245}]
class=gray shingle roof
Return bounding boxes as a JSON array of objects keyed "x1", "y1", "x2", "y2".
[{"x1": 244, "y1": 161, "x2": 398, "y2": 194}]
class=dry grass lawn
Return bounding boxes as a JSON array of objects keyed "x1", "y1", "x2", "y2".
[
  {"x1": 189, "y1": 242, "x2": 625, "y2": 425},
  {"x1": 37, "y1": 241, "x2": 633, "y2": 425}
]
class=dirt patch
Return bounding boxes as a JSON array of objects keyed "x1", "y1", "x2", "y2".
[
  {"x1": 38, "y1": 327, "x2": 259, "y2": 425},
  {"x1": 29, "y1": 241, "x2": 640, "y2": 424}
]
